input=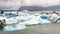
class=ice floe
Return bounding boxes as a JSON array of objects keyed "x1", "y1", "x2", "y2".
[{"x1": 3, "y1": 23, "x2": 27, "y2": 31}]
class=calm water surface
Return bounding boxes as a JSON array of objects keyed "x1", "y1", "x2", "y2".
[{"x1": 0, "y1": 23, "x2": 60, "y2": 34}]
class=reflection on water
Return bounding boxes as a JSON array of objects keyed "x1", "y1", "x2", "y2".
[{"x1": 0, "y1": 23, "x2": 60, "y2": 34}]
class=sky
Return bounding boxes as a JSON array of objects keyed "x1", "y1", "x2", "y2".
[{"x1": 0, "y1": 0, "x2": 60, "y2": 10}]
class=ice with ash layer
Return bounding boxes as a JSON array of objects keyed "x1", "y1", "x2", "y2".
[
  {"x1": 56, "y1": 20, "x2": 60, "y2": 23},
  {"x1": 48, "y1": 13, "x2": 60, "y2": 23}
]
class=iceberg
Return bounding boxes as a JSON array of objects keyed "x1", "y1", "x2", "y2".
[
  {"x1": 5, "y1": 17, "x2": 18, "y2": 24},
  {"x1": 0, "y1": 16, "x2": 7, "y2": 20},
  {"x1": 3, "y1": 23, "x2": 27, "y2": 31},
  {"x1": 23, "y1": 13, "x2": 51, "y2": 25},
  {"x1": 18, "y1": 11, "x2": 31, "y2": 20},
  {"x1": 24, "y1": 15, "x2": 42, "y2": 25},
  {"x1": 0, "y1": 16, "x2": 7, "y2": 29},
  {"x1": 18, "y1": 10, "x2": 29, "y2": 17},
  {"x1": 40, "y1": 14, "x2": 49, "y2": 19},
  {"x1": 48, "y1": 13, "x2": 60, "y2": 23},
  {"x1": 57, "y1": 20, "x2": 60, "y2": 23},
  {"x1": 40, "y1": 19, "x2": 51, "y2": 24},
  {"x1": 3, "y1": 12, "x2": 17, "y2": 18}
]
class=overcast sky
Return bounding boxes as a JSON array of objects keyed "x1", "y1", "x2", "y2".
[{"x1": 0, "y1": 0, "x2": 60, "y2": 10}]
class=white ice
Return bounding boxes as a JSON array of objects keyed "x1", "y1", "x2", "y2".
[
  {"x1": 48, "y1": 13, "x2": 60, "y2": 23},
  {"x1": 5, "y1": 17, "x2": 18, "y2": 24},
  {"x1": 3, "y1": 22, "x2": 27, "y2": 31}
]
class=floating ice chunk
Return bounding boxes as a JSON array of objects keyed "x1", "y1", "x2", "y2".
[
  {"x1": 3, "y1": 12, "x2": 17, "y2": 18},
  {"x1": 5, "y1": 17, "x2": 18, "y2": 24},
  {"x1": 18, "y1": 10, "x2": 30, "y2": 16},
  {"x1": 48, "y1": 13, "x2": 60, "y2": 23},
  {"x1": 11, "y1": 12, "x2": 17, "y2": 15},
  {"x1": 23, "y1": 16, "x2": 31, "y2": 20},
  {"x1": 3, "y1": 23, "x2": 27, "y2": 31},
  {"x1": 40, "y1": 14, "x2": 49, "y2": 19},
  {"x1": 15, "y1": 15, "x2": 31, "y2": 21},
  {"x1": 18, "y1": 11, "x2": 30, "y2": 20},
  {"x1": 57, "y1": 20, "x2": 60, "y2": 23},
  {"x1": 0, "y1": 16, "x2": 7, "y2": 20},
  {"x1": 15, "y1": 16, "x2": 23, "y2": 20},
  {"x1": 18, "y1": 12, "x2": 29, "y2": 16},
  {"x1": 40, "y1": 19, "x2": 51, "y2": 24},
  {"x1": 33, "y1": 13, "x2": 39, "y2": 16},
  {"x1": 25, "y1": 15, "x2": 42, "y2": 25}
]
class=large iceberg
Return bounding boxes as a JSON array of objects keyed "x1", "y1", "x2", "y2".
[
  {"x1": 23, "y1": 13, "x2": 51, "y2": 25},
  {"x1": 3, "y1": 23, "x2": 27, "y2": 31},
  {"x1": 24, "y1": 15, "x2": 42, "y2": 25}
]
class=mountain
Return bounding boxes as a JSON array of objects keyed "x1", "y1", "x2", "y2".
[
  {"x1": 0, "y1": 5, "x2": 13, "y2": 10},
  {"x1": 0, "y1": 5, "x2": 60, "y2": 10},
  {"x1": 18, "y1": 6, "x2": 44, "y2": 11},
  {"x1": 44, "y1": 5, "x2": 60, "y2": 10},
  {"x1": 18, "y1": 5, "x2": 60, "y2": 11}
]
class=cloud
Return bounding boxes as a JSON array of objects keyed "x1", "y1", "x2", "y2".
[
  {"x1": 0, "y1": 0, "x2": 21, "y2": 10},
  {"x1": 22, "y1": 0, "x2": 60, "y2": 7},
  {"x1": 0, "y1": 0, "x2": 60, "y2": 10}
]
